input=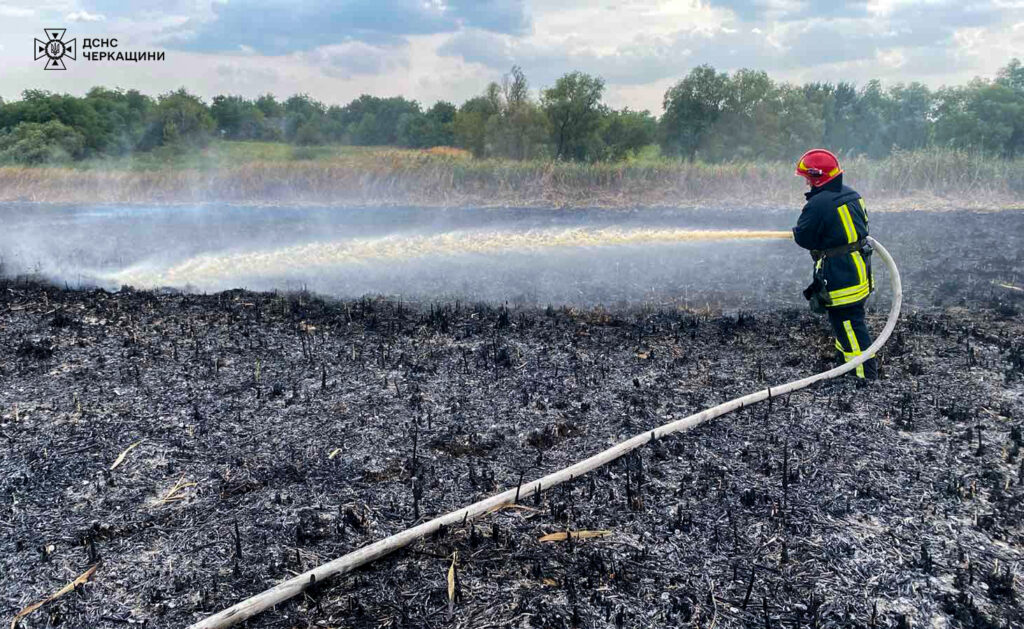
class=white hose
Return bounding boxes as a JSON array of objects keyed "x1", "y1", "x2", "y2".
[{"x1": 190, "y1": 236, "x2": 902, "y2": 629}]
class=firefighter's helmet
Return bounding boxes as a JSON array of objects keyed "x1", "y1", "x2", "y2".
[{"x1": 795, "y1": 149, "x2": 842, "y2": 187}]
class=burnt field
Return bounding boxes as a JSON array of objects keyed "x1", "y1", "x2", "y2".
[{"x1": 1, "y1": 208, "x2": 1024, "y2": 629}]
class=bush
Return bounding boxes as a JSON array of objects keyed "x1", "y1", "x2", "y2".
[
  {"x1": 0, "y1": 120, "x2": 85, "y2": 164},
  {"x1": 293, "y1": 120, "x2": 328, "y2": 146},
  {"x1": 137, "y1": 88, "x2": 215, "y2": 152}
]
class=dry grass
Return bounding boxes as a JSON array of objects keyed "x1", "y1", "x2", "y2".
[
  {"x1": 424, "y1": 146, "x2": 473, "y2": 159},
  {"x1": 1, "y1": 147, "x2": 1020, "y2": 210}
]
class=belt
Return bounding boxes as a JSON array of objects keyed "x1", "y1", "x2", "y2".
[{"x1": 811, "y1": 238, "x2": 868, "y2": 261}]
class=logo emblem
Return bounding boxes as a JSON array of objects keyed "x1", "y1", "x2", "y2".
[{"x1": 35, "y1": 28, "x2": 76, "y2": 70}]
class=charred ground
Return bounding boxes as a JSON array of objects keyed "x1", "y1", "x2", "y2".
[{"x1": 1, "y1": 210, "x2": 1023, "y2": 629}]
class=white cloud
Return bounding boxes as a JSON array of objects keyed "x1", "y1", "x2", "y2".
[
  {"x1": 876, "y1": 48, "x2": 907, "y2": 69},
  {"x1": 215, "y1": 62, "x2": 280, "y2": 87},
  {"x1": 301, "y1": 41, "x2": 411, "y2": 80},
  {"x1": 0, "y1": 6, "x2": 34, "y2": 17},
  {"x1": 66, "y1": 10, "x2": 107, "y2": 22}
]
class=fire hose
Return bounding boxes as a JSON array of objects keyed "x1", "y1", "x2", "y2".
[{"x1": 191, "y1": 235, "x2": 902, "y2": 629}]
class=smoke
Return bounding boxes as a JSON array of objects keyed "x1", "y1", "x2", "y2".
[{"x1": 0, "y1": 204, "x2": 806, "y2": 308}]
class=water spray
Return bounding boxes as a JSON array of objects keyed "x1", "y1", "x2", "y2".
[
  {"x1": 106, "y1": 227, "x2": 794, "y2": 289},
  {"x1": 190, "y1": 236, "x2": 902, "y2": 629}
]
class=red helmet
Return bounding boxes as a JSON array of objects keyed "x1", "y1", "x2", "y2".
[{"x1": 795, "y1": 149, "x2": 842, "y2": 187}]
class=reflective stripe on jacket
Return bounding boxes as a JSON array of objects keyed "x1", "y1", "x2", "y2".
[{"x1": 792, "y1": 178, "x2": 872, "y2": 307}]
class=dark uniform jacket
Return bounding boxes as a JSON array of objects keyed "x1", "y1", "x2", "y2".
[{"x1": 792, "y1": 175, "x2": 872, "y2": 307}]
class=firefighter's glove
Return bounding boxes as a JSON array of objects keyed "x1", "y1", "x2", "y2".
[{"x1": 802, "y1": 279, "x2": 821, "y2": 301}]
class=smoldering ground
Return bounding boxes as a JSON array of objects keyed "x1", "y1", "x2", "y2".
[{"x1": 0, "y1": 205, "x2": 1022, "y2": 629}]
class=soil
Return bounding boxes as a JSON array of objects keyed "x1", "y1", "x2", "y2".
[{"x1": 1, "y1": 208, "x2": 1023, "y2": 629}]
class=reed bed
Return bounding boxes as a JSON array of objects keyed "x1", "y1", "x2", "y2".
[{"x1": 0, "y1": 148, "x2": 1020, "y2": 209}]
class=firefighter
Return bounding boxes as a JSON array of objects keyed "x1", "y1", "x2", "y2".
[{"x1": 791, "y1": 148, "x2": 878, "y2": 380}]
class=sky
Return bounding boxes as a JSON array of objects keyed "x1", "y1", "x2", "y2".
[{"x1": 1, "y1": 0, "x2": 1022, "y2": 113}]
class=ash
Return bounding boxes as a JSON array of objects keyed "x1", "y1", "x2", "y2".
[{"x1": 1, "y1": 208, "x2": 1023, "y2": 629}]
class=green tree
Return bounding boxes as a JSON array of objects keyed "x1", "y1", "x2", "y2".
[
  {"x1": 484, "y1": 82, "x2": 504, "y2": 114},
  {"x1": 83, "y1": 87, "x2": 153, "y2": 155},
  {"x1": 503, "y1": 66, "x2": 530, "y2": 110},
  {"x1": 216, "y1": 95, "x2": 279, "y2": 141},
  {"x1": 934, "y1": 79, "x2": 1024, "y2": 157},
  {"x1": 396, "y1": 112, "x2": 433, "y2": 148},
  {"x1": 933, "y1": 86, "x2": 977, "y2": 149},
  {"x1": 820, "y1": 82, "x2": 859, "y2": 155},
  {"x1": 453, "y1": 96, "x2": 500, "y2": 157},
  {"x1": 333, "y1": 94, "x2": 379, "y2": 141},
  {"x1": 851, "y1": 80, "x2": 895, "y2": 158},
  {"x1": 997, "y1": 58, "x2": 1024, "y2": 92},
  {"x1": 252, "y1": 94, "x2": 285, "y2": 140},
  {"x1": 660, "y1": 65, "x2": 730, "y2": 159},
  {"x1": 967, "y1": 83, "x2": 1024, "y2": 157},
  {"x1": 211, "y1": 95, "x2": 247, "y2": 139},
  {"x1": 255, "y1": 94, "x2": 284, "y2": 119},
  {"x1": 995, "y1": 58, "x2": 1024, "y2": 156},
  {"x1": 888, "y1": 83, "x2": 932, "y2": 151},
  {"x1": 598, "y1": 108, "x2": 656, "y2": 160},
  {"x1": 426, "y1": 101, "x2": 456, "y2": 146},
  {"x1": 496, "y1": 68, "x2": 549, "y2": 159},
  {"x1": 372, "y1": 97, "x2": 422, "y2": 145},
  {"x1": 541, "y1": 71, "x2": 605, "y2": 160},
  {"x1": 485, "y1": 101, "x2": 549, "y2": 159},
  {"x1": 1, "y1": 90, "x2": 105, "y2": 155},
  {"x1": 282, "y1": 94, "x2": 326, "y2": 143},
  {"x1": 774, "y1": 84, "x2": 824, "y2": 160},
  {"x1": 352, "y1": 113, "x2": 378, "y2": 145},
  {"x1": 702, "y1": 69, "x2": 778, "y2": 160},
  {"x1": 331, "y1": 95, "x2": 420, "y2": 145},
  {"x1": 0, "y1": 120, "x2": 85, "y2": 164},
  {"x1": 4, "y1": 59, "x2": 1024, "y2": 164},
  {"x1": 138, "y1": 88, "x2": 215, "y2": 151},
  {"x1": 454, "y1": 67, "x2": 549, "y2": 159}
]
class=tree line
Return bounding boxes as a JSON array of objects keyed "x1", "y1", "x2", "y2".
[{"x1": 0, "y1": 59, "x2": 1020, "y2": 165}]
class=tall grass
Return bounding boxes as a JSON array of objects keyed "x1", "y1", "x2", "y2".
[{"x1": 0, "y1": 146, "x2": 1020, "y2": 209}]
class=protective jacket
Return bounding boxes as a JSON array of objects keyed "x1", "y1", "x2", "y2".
[{"x1": 792, "y1": 175, "x2": 872, "y2": 308}]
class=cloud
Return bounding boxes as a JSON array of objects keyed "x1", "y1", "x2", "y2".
[
  {"x1": 438, "y1": 29, "x2": 675, "y2": 86},
  {"x1": 438, "y1": 30, "x2": 516, "y2": 74},
  {"x1": 302, "y1": 41, "x2": 411, "y2": 79},
  {"x1": 215, "y1": 62, "x2": 281, "y2": 86},
  {"x1": 160, "y1": 0, "x2": 529, "y2": 55},
  {"x1": 0, "y1": 6, "x2": 35, "y2": 17},
  {"x1": 709, "y1": 0, "x2": 871, "y2": 22},
  {"x1": 439, "y1": 27, "x2": 780, "y2": 87},
  {"x1": 442, "y1": 0, "x2": 530, "y2": 34},
  {"x1": 66, "y1": 10, "x2": 107, "y2": 21},
  {"x1": 81, "y1": 0, "x2": 213, "y2": 14},
  {"x1": 440, "y1": 0, "x2": 1020, "y2": 90}
]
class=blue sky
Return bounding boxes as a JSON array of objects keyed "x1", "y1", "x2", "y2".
[{"x1": 1, "y1": 0, "x2": 1021, "y2": 112}]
